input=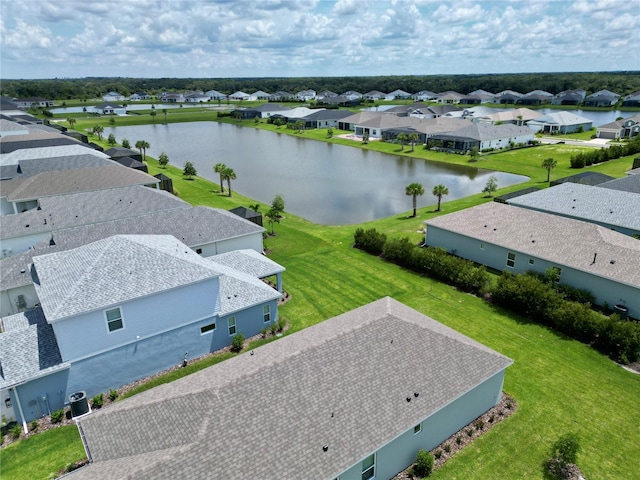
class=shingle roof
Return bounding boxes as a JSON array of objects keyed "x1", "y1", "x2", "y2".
[
  {"x1": 597, "y1": 174, "x2": 640, "y2": 195},
  {"x1": 0, "y1": 144, "x2": 109, "y2": 165},
  {"x1": 507, "y1": 182, "x2": 640, "y2": 233},
  {"x1": 73, "y1": 297, "x2": 512, "y2": 480},
  {"x1": 0, "y1": 165, "x2": 158, "y2": 202},
  {"x1": 0, "y1": 154, "x2": 112, "y2": 180},
  {"x1": 432, "y1": 122, "x2": 533, "y2": 141},
  {"x1": 32, "y1": 235, "x2": 223, "y2": 321},
  {"x1": 550, "y1": 171, "x2": 615, "y2": 187},
  {"x1": 0, "y1": 308, "x2": 68, "y2": 389},
  {"x1": 527, "y1": 111, "x2": 592, "y2": 126},
  {"x1": 426, "y1": 202, "x2": 640, "y2": 287},
  {"x1": 1, "y1": 185, "x2": 189, "y2": 240},
  {"x1": 210, "y1": 249, "x2": 285, "y2": 279}
]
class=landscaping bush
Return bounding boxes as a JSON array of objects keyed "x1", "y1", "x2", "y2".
[
  {"x1": 108, "y1": 389, "x2": 119, "y2": 402},
  {"x1": 10, "y1": 423, "x2": 22, "y2": 439},
  {"x1": 231, "y1": 332, "x2": 245, "y2": 353},
  {"x1": 91, "y1": 393, "x2": 104, "y2": 409},
  {"x1": 414, "y1": 450, "x2": 434, "y2": 477},
  {"x1": 29, "y1": 420, "x2": 39, "y2": 432},
  {"x1": 50, "y1": 409, "x2": 64, "y2": 423},
  {"x1": 551, "y1": 432, "x2": 580, "y2": 464},
  {"x1": 353, "y1": 228, "x2": 387, "y2": 256}
]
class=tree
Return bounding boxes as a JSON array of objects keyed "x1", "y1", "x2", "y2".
[
  {"x1": 271, "y1": 193, "x2": 285, "y2": 215},
  {"x1": 408, "y1": 132, "x2": 419, "y2": 152},
  {"x1": 362, "y1": 130, "x2": 369, "y2": 144},
  {"x1": 150, "y1": 109, "x2": 157, "y2": 124},
  {"x1": 92, "y1": 125, "x2": 104, "y2": 140},
  {"x1": 107, "y1": 133, "x2": 117, "y2": 146},
  {"x1": 327, "y1": 128, "x2": 333, "y2": 138},
  {"x1": 432, "y1": 184, "x2": 449, "y2": 212},
  {"x1": 66, "y1": 117, "x2": 76, "y2": 129},
  {"x1": 214, "y1": 163, "x2": 227, "y2": 193},
  {"x1": 221, "y1": 166, "x2": 237, "y2": 197},
  {"x1": 121, "y1": 138, "x2": 131, "y2": 149},
  {"x1": 542, "y1": 157, "x2": 558, "y2": 183},
  {"x1": 158, "y1": 151, "x2": 169, "y2": 168},
  {"x1": 482, "y1": 175, "x2": 498, "y2": 197},
  {"x1": 469, "y1": 145, "x2": 480, "y2": 162},
  {"x1": 162, "y1": 108, "x2": 168, "y2": 124},
  {"x1": 405, "y1": 182, "x2": 425, "y2": 217},
  {"x1": 397, "y1": 133, "x2": 407, "y2": 150},
  {"x1": 183, "y1": 161, "x2": 197, "y2": 179},
  {"x1": 135, "y1": 140, "x2": 150, "y2": 161},
  {"x1": 249, "y1": 203, "x2": 260, "y2": 212},
  {"x1": 265, "y1": 208, "x2": 280, "y2": 235}
]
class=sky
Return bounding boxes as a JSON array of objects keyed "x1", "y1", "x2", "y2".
[{"x1": 1, "y1": 0, "x2": 638, "y2": 79}]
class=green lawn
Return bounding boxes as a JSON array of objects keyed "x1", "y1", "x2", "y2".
[{"x1": 3, "y1": 115, "x2": 639, "y2": 479}]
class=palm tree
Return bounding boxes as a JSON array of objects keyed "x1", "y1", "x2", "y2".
[
  {"x1": 92, "y1": 125, "x2": 104, "y2": 140},
  {"x1": 432, "y1": 184, "x2": 449, "y2": 212},
  {"x1": 135, "y1": 140, "x2": 150, "y2": 161},
  {"x1": 265, "y1": 207, "x2": 280, "y2": 235},
  {"x1": 408, "y1": 133, "x2": 419, "y2": 152},
  {"x1": 222, "y1": 166, "x2": 237, "y2": 197},
  {"x1": 66, "y1": 117, "x2": 76, "y2": 129},
  {"x1": 397, "y1": 133, "x2": 407, "y2": 150},
  {"x1": 162, "y1": 108, "x2": 168, "y2": 124},
  {"x1": 150, "y1": 109, "x2": 157, "y2": 124},
  {"x1": 405, "y1": 182, "x2": 425, "y2": 217},
  {"x1": 214, "y1": 163, "x2": 227, "y2": 193},
  {"x1": 542, "y1": 157, "x2": 557, "y2": 183}
]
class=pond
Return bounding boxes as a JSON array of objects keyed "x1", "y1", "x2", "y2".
[{"x1": 107, "y1": 122, "x2": 528, "y2": 225}]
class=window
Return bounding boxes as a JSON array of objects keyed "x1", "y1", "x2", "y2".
[
  {"x1": 480, "y1": 243, "x2": 485, "y2": 250},
  {"x1": 529, "y1": 258, "x2": 535, "y2": 265},
  {"x1": 200, "y1": 322, "x2": 216, "y2": 335},
  {"x1": 105, "y1": 307, "x2": 124, "y2": 332},
  {"x1": 228, "y1": 316, "x2": 236, "y2": 336},
  {"x1": 361, "y1": 454, "x2": 375, "y2": 480},
  {"x1": 263, "y1": 305, "x2": 271, "y2": 323},
  {"x1": 414, "y1": 423, "x2": 422, "y2": 434},
  {"x1": 196, "y1": 248, "x2": 203, "y2": 254},
  {"x1": 506, "y1": 252, "x2": 516, "y2": 268}
]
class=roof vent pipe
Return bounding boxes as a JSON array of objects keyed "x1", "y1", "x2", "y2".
[{"x1": 592, "y1": 253, "x2": 597, "y2": 264}]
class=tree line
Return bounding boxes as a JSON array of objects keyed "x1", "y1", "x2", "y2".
[{"x1": 3, "y1": 72, "x2": 639, "y2": 100}]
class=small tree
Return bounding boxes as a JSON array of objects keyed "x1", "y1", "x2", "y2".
[
  {"x1": 405, "y1": 182, "x2": 425, "y2": 217},
  {"x1": 362, "y1": 130, "x2": 370, "y2": 144},
  {"x1": 469, "y1": 145, "x2": 480, "y2": 162},
  {"x1": 107, "y1": 133, "x2": 117, "y2": 146},
  {"x1": 121, "y1": 138, "x2": 131, "y2": 149},
  {"x1": 158, "y1": 152, "x2": 169, "y2": 169},
  {"x1": 327, "y1": 128, "x2": 333, "y2": 138},
  {"x1": 432, "y1": 184, "x2": 449, "y2": 212},
  {"x1": 482, "y1": 175, "x2": 498, "y2": 197},
  {"x1": 92, "y1": 125, "x2": 104, "y2": 140},
  {"x1": 150, "y1": 109, "x2": 157, "y2": 124},
  {"x1": 265, "y1": 208, "x2": 280, "y2": 235},
  {"x1": 231, "y1": 332, "x2": 245, "y2": 353},
  {"x1": 183, "y1": 161, "x2": 197, "y2": 179},
  {"x1": 414, "y1": 450, "x2": 434, "y2": 477},
  {"x1": 408, "y1": 132, "x2": 419, "y2": 152},
  {"x1": 542, "y1": 157, "x2": 558, "y2": 183},
  {"x1": 551, "y1": 432, "x2": 580, "y2": 465},
  {"x1": 66, "y1": 117, "x2": 76, "y2": 129},
  {"x1": 162, "y1": 108, "x2": 168, "y2": 124}
]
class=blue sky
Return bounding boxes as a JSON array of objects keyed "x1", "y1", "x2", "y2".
[{"x1": 1, "y1": 0, "x2": 638, "y2": 79}]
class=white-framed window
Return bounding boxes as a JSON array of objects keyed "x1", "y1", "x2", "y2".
[
  {"x1": 414, "y1": 423, "x2": 422, "y2": 434},
  {"x1": 200, "y1": 322, "x2": 216, "y2": 335},
  {"x1": 506, "y1": 252, "x2": 516, "y2": 268},
  {"x1": 480, "y1": 243, "x2": 485, "y2": 250},
  {"x1": 105, "y1": 307, "x2": 124, "y2": 332},
  {"x1": 529, "y1": 258, "x2": 535, "y2": 265},
  {"x1": 228, "y1": 316, "x2": 237, "y2": 336},
  {"x1": 361, "y1": 453, "x2": 375, "y2": 480},
  {"x1": 263, "y1": 304, "x2": 271, "y2": 323}
]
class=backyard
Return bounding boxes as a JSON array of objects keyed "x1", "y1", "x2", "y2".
[{"x1": 2, "y1": 111, "x2": 639, "y2": 479}]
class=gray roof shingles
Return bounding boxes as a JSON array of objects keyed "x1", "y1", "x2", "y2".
[{"x1": 73, "y1": 297, "x2": 512, "y2": 480}]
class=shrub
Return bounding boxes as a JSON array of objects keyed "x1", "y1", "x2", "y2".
[
  {"x1": 108, "y1": 389, "x2": 119, "y2": 402},
  {"x1": 91, "y1": 393, "x2": 104, "y2": 409},
  {"x1": 466, "y1": 428, "x2": 474, "y2": 437},
  {"x1": 353, "y1": 228, "x2": 387, "y2": 255},
  {"x1": 50, "y1": 409, "x2": 65, "y2": 423},
  {"x1": 10, "y1": 423, "x2": 22, "y2": 439},
  {"x1": 434, "y1": 449, "x2": 442, "y2": 459},
  {"x1": 29, "y1": 420, "x2": 39, "y2": 432},
  {"x1": 231, "y1": 332, "x2": 245, "y2": 353},
  {"x1": 261, "y1": 327, "x2": 268, "y2": 338},
  {"x1": 277, "y1": 317, "x2": 286, "y2": 332},
  {"x1": 475, "y1": 420, "x2": 485, "y2": 431},
  {"x1": 414, "y1": 450, "x2": 434, "y2": 477},
  {"x1": 456, "y1": 436, "x2": 462, "y2": 445},
  {"x1": 551, "y1": 432, "x2": 580, "y2": 464},
  {"x1": 269, "y1": 323, "x2": 278, "y2": 335},
  {"x1": 444, "y1": 443, "x2": 451, "y2": 453}
]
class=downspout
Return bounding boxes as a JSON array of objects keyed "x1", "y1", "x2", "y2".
[{"x1": 11, "y1": 386, "x2": 28, "y2": 434}]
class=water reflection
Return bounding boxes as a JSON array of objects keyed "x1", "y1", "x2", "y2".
[{"x1": 107, "y1": 122, "x2": 528, "y2": 225}]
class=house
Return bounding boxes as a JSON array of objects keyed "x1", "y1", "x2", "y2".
[
  {"x1": 0, "y1": 128, "x2": 84, "y2": 154},
  {"x1": 270, "y1": 91, "x2": 295, "y2": 101},
  {"x1": 596, "y1": 114, "x2": 640, "y2": 139},
  {"x1": 583, "y1": 89, "x2": 620, "y2": 107},
  {"x1": 316, "y1": 90, "x2": 338, "y2": 100},
  {"x1": 251, "y1": 90, "x2": 271, "y2": 100},
  {"x1": 434, "y1": 91, "x2": 465, "y2": 104},
  {"x1": 129, "y1": 92, "x2": 151, "y2": 101},
  {"x1": 0, "y1": 144, "x2": 109, "y2": 166},
  {"x1": 184, "y1": 92, "x2": 210, "y2": 103},
  {"x1": 205, "y1": 89, "x2": 227, "y2": 100},
  {"x1": 0, "y1": 119, "x2": 29, "y2": 137},
  {"x1": 112, "y1": 156, "x2": 148, "y2": 173},
  {"x1": 424, "y1": 202, "x2": 640, "y2": 316},
  {"x1": 492, "y1": 90, "x2": 523, "y2": 104},
  {"x1": 551, "y1": 89, "x2": 586, "y2": 106},
  {"x1": 426, "y1": 123, "x2": 534, "y2": 152},
  {"x1": 0, "y1": 164, "x2": 159, "y2": 215},
  {"x1": 94, "y1": 103, "x2": 127, "y2": 115},
  {"x1": 0, "y1": 154, "x2": 112, "y2": 183},
  {"x1": 386, "y1": 89, "x2": 412, "y2": 100},
  {"x1": 507, "y1": 182, "x2": 640, "y2": 237},
  {"x1": 229, "y1": 91, "x2": 251, "y2": 101},
  {"x1": 621, "y1": 91, "x2": 640, "y2": 107},
  {"x1": 549, "y1": 171, "x2": 615, "y2": 187},
  {"x1": 412, "y1": 90, "x2": 437, "y2": 101},
  {"x1": 599, "y1": 174, "x2": 640, "y2": 195},
  {"x1": 104, "y1": 146, "x2": 143, "y2": 162},
  {"x1": 160, "y1": 93, "x2": 184, "y2": 103},
  {"x1": 460, "y1": 90, "x2": 495, "y2": 105},
  {"x1": 247, "y1": 103, "x2": 290, "y2": 118},
  {"x1": 515, "y1": 90, "x2": 553, "y2": 106},
  {"x1": 69, "y1": 297, "x2": 512, "y2": 479},
  {"x1": 482, "y1": 107, "x2": 543, "y2": 125},
  {"x1": 0, "y1": 234, "x2": 284, "y2": 428},
  {"x1": 341, "y1": 90, "x2": 363, "y2": 100},
  {"x1": 102, "y1": 92, "x2": 125, "y2": 102},
  {"x1": 300, "y1": 109, "x2": 354, "y2": 129},
  {"x1": 11, "y1": 97, "x2": 54, "y2": 109},
  {"x1": 526, "y1": 111, "x2": 593, "y2": 134},
  {"x1": 316, "y1": 95, "x2": 361, "y2": 107},
  {"x1": 363, "y1": 90, "x2": 387, "y2": 101},
  {"x1": 295, "y1": 89, "x2": 317, "y2": 101}
]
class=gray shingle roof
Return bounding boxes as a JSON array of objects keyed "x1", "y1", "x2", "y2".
[
  {"x1": 0, "y1": 308, "x2": 68, "y2": 389},
  {"x1": 1, "y1": 185, "x2": 189, "y2": 240},
  {"x1": 210, "y1": 249, "x2": 285, "y2": 279},
  {"x1": 426, "y1": 202, "x2": 640, "y2": 287},
  {"x1": 1, "y1": 165, "x2": 159, "y2": 202},
  {"x1": 507, "y1": 182, "x2": 640, "y2": 232},
  {"x1": 0, "y1": 145, "x2": 109, "y2": 165},
  {"x1": 599, "y1": 174, "x2": 640, "y2": 194},
  {"x1": 432, "y1": 122, "x2": 533, "y2": 141},
  {"x1": 32, "y1": 235, "x2": 223, "y2": 321},
  {"x1": 0, "y1": 154, "x2": 113, "y2": 180},
  {"x1": 73, "y1": 297, "x2": 512, "y2": 480}
]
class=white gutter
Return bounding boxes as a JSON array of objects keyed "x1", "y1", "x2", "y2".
[{"x1": 11, "y1": 386, "x2": 28, "y2": 434}]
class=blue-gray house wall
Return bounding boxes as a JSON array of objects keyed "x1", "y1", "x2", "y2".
[
  {"x1": 335, "y1": 370, "x2": 506, "y2": 480},
  {"x1": 10, "y1": 368, "x2": 70, "y2": 424},
  {"x1": 425, "y1": 226, "x2": 640, "y2": 318}
]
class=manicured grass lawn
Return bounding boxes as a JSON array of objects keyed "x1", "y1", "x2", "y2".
[{"x1": 5, "y1": 114, "x2": 639, "y2": 479}]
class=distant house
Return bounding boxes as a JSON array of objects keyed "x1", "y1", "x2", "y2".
[
  {"x1": 113, "y1": 156, "x2": 148, "y2": 173},
  {"x1": 583, "y1": 89, "x2": 620, "y2": 107},
  {"x1": 270, "y1": 91, "x2": 294, "y2": 101},
  {"x1": 94, "y1": 103, "x2": 127, "y2": 115},
  {"x1": 0, "y1": 234, "x2": 284, "y2": 427},
  {"x1": 316, "y1": 90, "x2": 338, "y2": 100},
  {"x1": 492, "y1": 90, "x2": 523, "y2": 104},
  {"x1": 129, "y1": 92, "x2": 151, "y2": 101},
  {"x1": 105, "y1": 146, "x2": 143, "y2": 162},
  {"x1": 425, "y1": 202, "x2": 640, "y2": 317},
  {"x1": 300, "y1": 109, "x2": 354, "y2": 129},
  {"x1": 70, "y1": 297, "x2": 512, "y2": 480},
  {"x1": 159, "y1": 92, "x2": 184, "y2": 103},
  {"x1": 427, "y1": 123, "x2": 534, "y2": 152},
  {"x1": 12, "y1": 97, "x2": 54, "y2": 108},
  {"x1": 550, "y1": 171, "x2": 615, "y2": 187},
  {"x1": 205, "y1": 90, "x2": 227, "y2": 100},
  {"x1": 596, "y1": 114, "x2": 640, "y2": 139},
  {"x1": 295, "y1": 89, "x2": 317, "y2": 101},
  {"x1": 363, "y1": 90, "x2": 387, "y2": 101},
  {"x1": 229, "y1": 91, "x2": 251, "y2": 101},
  {"x1": 621, "y1": 91, "x2": 640, "y2": 107},
  {"x1": 251, "y1": 90, "x2": 271, "y2": 100},
  {"x1": 526, "y1": 111, "x2": 593, "y2": 134},
  {"x1": 460, "y1": 90, "x2": 495, "y2": 105},
  {"x1": 249, "y1": 103, "x2": 291, "y2": 118},
  {"x1": 516, "y1": 90, "x2": 553, "y2": 106},
  {"x1": 102, "y1": 92, "x2": 125, "y2": 102},
  {"x1": 412, "y1": 90, "x2": 437, "y2": 101},
  {"x1": 184, "y1": 92, "x2": 210, "y2": 103},
  {"x1": 386, "y1": 89, "x2": 412, "y2": 100},
  {"x1": 341, "y1": 90, "x2": 363, "y2": 100},
  {"x1": 434, "y1": 91, "x2": 465, "y2": 104},
  {"x1": 551, "y1": 89, "x2": 586, "y2": 106}
]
